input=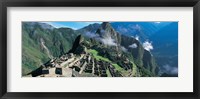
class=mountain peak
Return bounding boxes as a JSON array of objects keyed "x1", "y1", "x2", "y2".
[
  {"x1": 102, "y1": 22, "x2": 111, "y2": 30},
  {"x1": 96, "y1": 22, "x2": 121, "y2": 45}
]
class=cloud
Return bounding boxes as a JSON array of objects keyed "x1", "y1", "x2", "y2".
[
  {"x1": 121, "y1": 46, "x2": 128, "y2": 52},
  {"x1": 129, "y1": 43, "x2": 137, "y2": 48},
  {"x1": 84, "y1": 32, "x2": 99, "y2": 38},
  {"x1": 143, "y1": 41, "x2": 153, "y2": 51},
  {"x1": 100, "y1": 30, "x2": 106, "y2": 34},
  {"x1": 171, "y1": 67, "x2": 178, "y2": 74},
  {"x1": 97, "y1": 29, "x2": 117, "y2": 46},
  {"x1": 38, "y1": 23, "x2": 55, "y2": 30},
  {"x1": 84, "y1": 30, "x2": 117, "y2": 46},
  {"x1": 131, "y1": 35, "x2": 139, "y2": 41},
  {"x1": 100, "y1": 37, "x2": 117, "y2": 46},
  {"x1": 117, "y1": 27, "x2": 128, "y2": 33},
  {"x1": 133, "y1": 24, "x2": 141, "y2": 31},
  {"x1": 131, "y1": 36, "x2": 134, "y2": 38},
  {"x1": 135, "y1": 35, "x2": 139, "y2": 40},
  {"x1": 84, "y1": 31, "x2": 117, "y2": 46},
  {"x1": 162, "y1": 64, "x2": 178, "y2": 75}
]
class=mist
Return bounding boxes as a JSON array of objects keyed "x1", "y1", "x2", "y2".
[
  {"x1": 129, "y1": 43, "x2": 138, "y2": 48},
  {"x1": 143, "y1": 41, "x2": 153, "y2": 51}
]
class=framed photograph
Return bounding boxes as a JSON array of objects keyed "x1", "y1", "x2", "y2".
[{"x1": 0, "y1": 0, "x2": 200, "y2": 99}]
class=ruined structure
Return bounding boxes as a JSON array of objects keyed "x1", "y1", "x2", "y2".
[{"x1": 27, "y1": 52, "x2": 130, "y2": 77}]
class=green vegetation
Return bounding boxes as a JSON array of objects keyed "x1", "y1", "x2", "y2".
[
  {"x1": 88, "y1": 49, "x2": 111, "y2": 62},
  {"x1": 22, "y1": 22, "x2": 79, "y2": 75},
  {"x1": 111, "y1": 63, "x2": 123, "y2": 71},
  {"x1": 22, "y1": 29, "x2": 50, "y2": 76},
  {"x1": 88, "y1": 47, "x2": 155, "y2": 77},
  {"x1": 138, "y1": 66, "x2": 155, "y2": 77},
  {"x1": 88, "y1": 49, "x2": 124, "y2": 71},
  {"x1": 106, "y1": 69, "x2": 112, "y2": 77},
  {"x1": 88, "y1": 49, "x2": 124, "y2": 72},
  {"x1": 131, "y1": 62, "x2": 137, "y2": 76}
]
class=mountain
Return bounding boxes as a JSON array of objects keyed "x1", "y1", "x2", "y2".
[
  {"x1": 150, "y1": 23, "x2": 178, "y2": 75},
  {"x1": 120, "y1": 35, "x2": 158, "y2": 75},
  {"x1": 22, "y1": 22, "x2": 80, "y2": 75},
  {"x1": 24, "y1": 22, "x2": 159, "y2": 77},
  {"x1": 79, "y1": 22, "x2": 158, "y2": 75},
  {"x1": 78, "y1": 23, "x2": 101, "y2": 33},
  {"x1": 111, "y1": 22, "x2": 178, "y2": 76},
  {"x1": 151, "y1": 22, "x2": 178, "y2": 56},
  {"x1": 111, "y1": 22, "x2": 171, "y2": 41}
]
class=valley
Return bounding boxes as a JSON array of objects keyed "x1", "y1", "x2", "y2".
[{"x1": 22, "y1": 21, "x2": 177, "y2": 77}]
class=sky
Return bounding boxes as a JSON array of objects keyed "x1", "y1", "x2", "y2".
[
  {"x1": 41, "y1": 21, "x2": 169, "y2": 30},
  {"x1": 42, "y1": 22, "x2": 102, "y2": 30}
]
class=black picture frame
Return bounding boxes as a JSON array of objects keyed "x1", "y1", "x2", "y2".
[{"x1": 0, "y1": 0, "x2": 200, "y2": 99}]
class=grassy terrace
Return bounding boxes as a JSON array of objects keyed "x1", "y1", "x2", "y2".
[
  {"x1": 88, "y1": 49, "x2": 111, "y2": 62},
  {"x1": 88, "y1": 49, "x2": 123, "y2": 71},
  {"x1": 130, "y1": 61, "x2": 137, "y2": 76},
  {"x1": 106, "y1": 69, "x2": 112, "y2": 77},
  {"x1": 88, "y1": 49, "x2": 138, "y2": 77}
]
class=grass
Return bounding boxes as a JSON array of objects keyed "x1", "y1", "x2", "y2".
[
  {"x1": 106, "y1": 69, "x2": 112, "y2": 77},
  {"x1": 88, "y1": 49, "x2": 124, "y2": 71},
  {"x1": 22, "y1": 31, "x2": 50, "y2": 75},
  {"x1": 88, "y1": 49, "x2": 111, "y2": 62},
  {"x1": 130, "y1": 61, "x2": 137, "y2": 76},
  {"x1": 88, "y1": 49, "x2": 142, "y2": 77},
  {"x1": 111, "y1": 63, "x2": 123, "y2": 71}
]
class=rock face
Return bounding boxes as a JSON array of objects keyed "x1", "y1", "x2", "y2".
[
  {"x1": 25, "y1": 22, "x2": 159, "y2": 77},
  {"x1": 68, "y1": 35, "x2": 84, "y2": 54},
  {"x1": 120, "y1": 35, "x2": 158, "y2": 75},
  {"x1": 97, "y1": 22, "x2": 120, "y2": 41},
  {"x1": 96, "y1": 22, "x2": 121, "y2": 49}
]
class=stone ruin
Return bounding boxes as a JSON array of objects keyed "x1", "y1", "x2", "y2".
[{"x1": 28, "y1": 52, "x2": 132, "y2": 77}]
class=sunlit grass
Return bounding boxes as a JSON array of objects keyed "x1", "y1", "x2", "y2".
[{"x1": 88, "y1": 49, "x2": 124, "y2": 71}]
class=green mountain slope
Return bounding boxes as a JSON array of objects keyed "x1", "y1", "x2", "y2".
[{"x1": 22, "y1": 22, "x2": 79, "y2": 75}]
